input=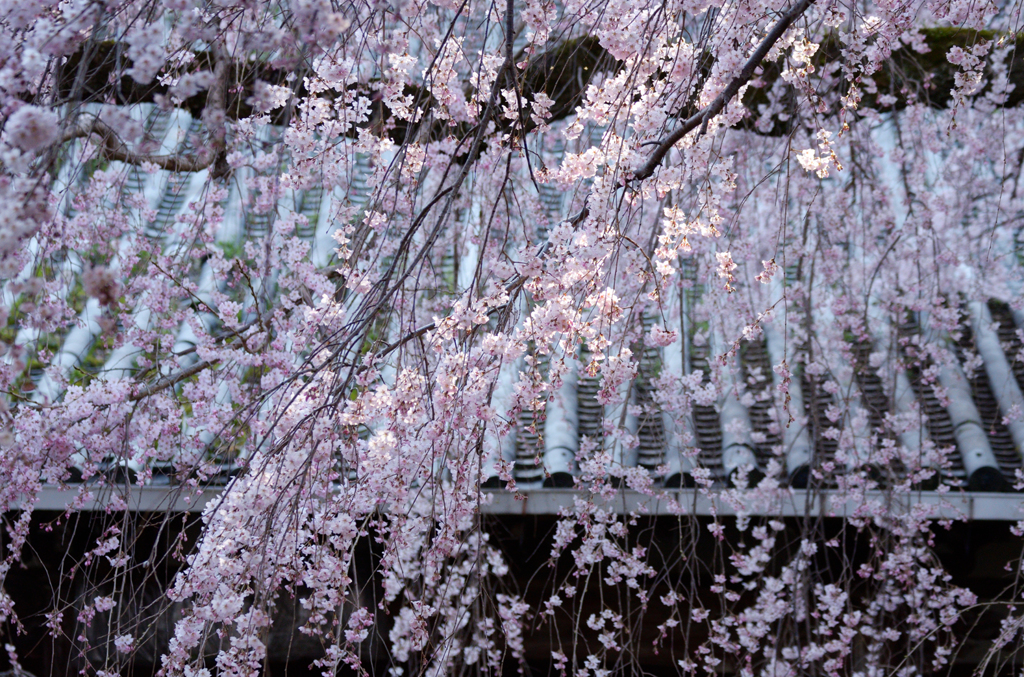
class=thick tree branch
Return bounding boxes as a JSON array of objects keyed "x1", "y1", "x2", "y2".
[
  {"x1": 62, "y1": 115, "x2": 216, "y2": 172},
  {"x1": 633, "y1": 0, "x2": 816, "y2": 181},
  {"x1": 61, "y1": 52, "x2": 231, "y2": 173},
  {"x1": 128, "y1": 317, "x2": 265, "y2": 402},
  {"x1": 129, "y1": 359, "x2": 218, "y2": 401}
]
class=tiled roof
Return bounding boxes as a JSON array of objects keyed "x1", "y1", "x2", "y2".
[
  {"x1": 20, "y1": 106, "x2": 1024, "y2": 513},
  {"x1": 489, "y1": 297, "x2": 1024, "y2": 494}
]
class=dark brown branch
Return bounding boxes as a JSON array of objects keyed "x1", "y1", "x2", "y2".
[
  {"x1": 62, "y1": 115, "x2": 216, "y2": 172},
  {"x1": 60, "y1": 51, "x2": 231, "y2": 173},
  {"x1": 128, "y1": 318, "x2": 264, "y2": 401},
  {"x1": 633, "y1": 0, "x2": 816, "y2": 181},
  {"x1": 129, "y1": 359, "x2": 218, "y2": 401}
]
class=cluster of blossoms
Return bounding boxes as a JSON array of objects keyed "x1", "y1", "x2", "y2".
[{"x1": 0, "y1": 0, "x2": 1023, "y2": 674}]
